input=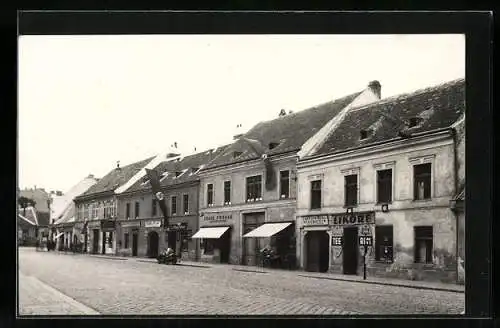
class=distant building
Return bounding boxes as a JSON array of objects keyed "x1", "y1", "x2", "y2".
[
  {"x1": 74, "y1": 157, "x2": 155, "y2": 255},
  {"x1": 115, "y1": 146, "x2": 229, "y2": 260},
  {"x1": 296, "y1": 78, "x2": 465, "y2": 283},
  {"x1": 51, "y1": 175, "x2": 100, "y2": 250}
]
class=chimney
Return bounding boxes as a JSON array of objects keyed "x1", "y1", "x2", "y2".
[
  {"x1": 116, "y1": 161, "x2": 121, "y2": 170},
  {"x1": 56, "y1": 191, "x2": 63, "y2": 196},
  {"x1": 87, "y1": 174, "x2": 94, "y2": 179},
  {"x1": 233, "y1": 123, "x2": 244, "y2": 140},
  {"x1": 368, "y1": 80, "x2": 381, "y2": 99}
]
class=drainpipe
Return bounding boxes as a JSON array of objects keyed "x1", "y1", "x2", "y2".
[{"x1": 450, "y1": 128, "x2": 460, "y2": 283}]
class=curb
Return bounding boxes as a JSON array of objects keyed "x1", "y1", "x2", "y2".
[{"x1": 298, "y1": 274, "x2": 464, "y2": 293}]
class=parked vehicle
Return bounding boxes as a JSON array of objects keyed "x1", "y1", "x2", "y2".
[{"x1": 157, "y1": 248, "x2": 177, "y2": 265}]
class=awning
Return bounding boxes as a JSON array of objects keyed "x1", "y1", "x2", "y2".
[
  {"x1": 191, "y1": 226, "x2": 230, "y2": 239},
  {"x1": 243, "y1": 222, "x2": 292, "y2": 238},
  {"x1": 54, "y1": 232, "x2": 64, "y2": 239}
]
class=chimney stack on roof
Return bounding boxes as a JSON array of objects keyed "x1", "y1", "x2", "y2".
[
  {"x1": 56, "y1": 191, "x2": 63, "y2": 196},
  {"x1": 368, "y1": 80, "x2": 382, "y2": 99},
  {"x1": 87, "y1": 174, "x2": 94, "y2": 179},
  {"x1": 233, "y1": 123, "x2": 244, "y2": 140},
  {"x1": 116, "y1": 161, "x2": 121, "y2": 170}
]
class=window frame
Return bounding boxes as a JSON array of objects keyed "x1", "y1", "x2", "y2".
[
  {"x1": 409, "y1": 155, "x2": 435, "y2": 201},
  {"x1": 279, "y1": 170, "x2": 291, "y2": 199},
  {"x1": 134, "y1": 202, "x2": 140, "y2": 219},
  {"x1": 245, "y1": 174, "x2": 263, "y2": 203},
  {"x1": 310, "y1": 179, "x2": 322, "y2": 210},
  {"x1": 413, "y1": 163, "x2": 432, "y2": 201},
  {"x1": 207, "y1": 183, "x2": 214, "y2": 207},
  {"x1": 171, "y1": 196, "x2": 177, "y2": 215},
  {"x1": 152, "y1": 198, "x2": 157, "y2": 217},
  {"x1": 344, "y1": 174, "x2": 359, "y2": 207},
  {"x1": 376, "y1": 168, "x2": 393, "y2": 204},
  {"x1": 183, "y1": 193, "x2": 189, "y2": 214},
  {"x1": 124, "y1": 233, "x2": 129, "y2": 249},
  {"x1": 375, "y1": 225, "x2": 394, "y2": 262},
  {"x1": 223, "y1": 180, "x2": 231, "y2": 205},
  {"x1": 414, "y1": 226, "x2": 433, "y2": 264}
]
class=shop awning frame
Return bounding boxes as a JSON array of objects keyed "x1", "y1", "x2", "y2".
[
  {"x1": 243, "y1": 222, "x2": 292, "y2": 238},
  {"x1": 191, "y1": 226, "x2": 230, "y2": 239}
]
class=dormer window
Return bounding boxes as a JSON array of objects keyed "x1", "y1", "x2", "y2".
[
  {"x1": 360, "y1": 129, "x2": 371, "y2": 140},
  {"x1": 233, "y1": 151, "x2": 242, "y2": 159},
  {"x1": 407, "y1": 117, "x2": 423, "y2": 128},
  {"x1": 268, "y1": 142, "x2": 280, "y2": 150}
]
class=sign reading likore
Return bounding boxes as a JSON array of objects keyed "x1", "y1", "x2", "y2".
[{"x1": 330, "y1": 212, "x2": 375, "y2": 226}]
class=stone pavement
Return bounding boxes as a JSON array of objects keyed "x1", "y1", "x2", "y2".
[
  {"x1": 19, "y1": 248, "x2": 464, "y2": 315},
  {"x1": 18, "y1": 271, "x2": 100, "y2": 315}
]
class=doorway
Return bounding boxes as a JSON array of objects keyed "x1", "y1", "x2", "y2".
[
  {"x1": 219, "y1": 230, "x2": 231, "y2": 263},
  {"x1": 147, "y1": 231, "x2": 159, "y2": 258},
  {"x1": 167, "y1": 231, "x2": 177, "y2": 252},
  {"x1": 343, "y1": 227, "x2": 358, "y2": 275},
  {"x1": 101, "y1": 231, "x2": 106, "y2": 254},
  {"x1": 132, "y1": 233, "x2": 138, "y2": 256},
  {"x1": 242, "y1": 213, "x2": 265, "y2": 266},
  {"x1": 92, "y1": 229, "x2": 99, "y2": 254},
  {"x1": 305, "y1": 231, "x2": 329, "y2": 272}
]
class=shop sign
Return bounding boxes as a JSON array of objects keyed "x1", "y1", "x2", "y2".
[
  {"x1": 330, "y1": 212, "x2": 375, "y2": 226},
  {"x1": 203, "y1": 214, "x2": 232, "y2": 223},
  {"x1": 358, "y1": 236, "x2": 373, "y2": 246},
  {"x1": 121, "y1": 221, "x2": 141, "y2": 228},
  {"x1": 145, "y1": 220, "x2": 162, "y2": 228},
  {"x1": 88, "y1": 220, "x2": 101, "y2": 228},
  {"x1": 165, "y1": 222, "x2": 188, "y2": 231},
  {"x1": 331, "y1": 236, "x2": 343, "y2": 246},
  {"x1": 301, "y1": 215, "x2": 329, "y2": 226},
  {"x1": 101, "y1": 220, "x2": 116, "y2": 230}
]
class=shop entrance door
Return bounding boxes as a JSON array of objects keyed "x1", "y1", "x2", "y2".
[
  {"x1": 343, "y1": 227, "x2": 358, "y2": 275},
  {"x1": 167, "y1": 231, "x2": 177, "y2": 251},
  {"x1": 148, "y1": 231, "x2": 159, "y2": 258},
  {"x1": 132, "y1": 233, "x2": 138, "y2": 256},
  {"x1": 219, "y1": 230, "x2": 230, "y2": 263},
  {"x1": 242, "y1": 213, "x2": 265, "y2": 266},
  {"x1": 92, "y1": 229, "x2": 99, "y2": 254},
  {"x1": 305, "y1": 231, "x2": 329, "y2": 272}
]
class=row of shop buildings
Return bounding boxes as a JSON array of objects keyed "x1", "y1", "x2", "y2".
[{"x1": 49, "y1": 78, "x2": 466, "y2": 284}]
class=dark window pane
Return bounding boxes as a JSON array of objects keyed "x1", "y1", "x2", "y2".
[
  {"x1": 171, "y1": 196, "x2": 177, "y2": 215},
  {"x1": 375, "y1": 225, "x2": 393, "y2": 262},
  {"x1": 414, "y1": 163, "x2": 432, "y2": 200},
  {"x1": 246, "y1": 175, "x2": 262, "y2": 202},
  {"x1": 152, "y1": 199, "x2": 157, "y2": 216},
  {"x1": 280, "y1": 170, "x2": 290, "y2": 199},
  {"x1": 183, "y1": 194, "x2": 189, "y2": 213},
  {"x1": 377, "y1": 169, "x2": 392, "y2": 203},
  {"x1": 224, "y1": 181, "x2": 231, "y2": 203},
  {"x1": 414, "y1": 226, "x2": 433, "y2": 263},
  {"x1": 207, "y1": 184, "x2": 213, "y2": 205},
  {"x1": 345, "y1": 174, "x2": 358, "y2": 206},
  {"x1": 310, "y1": 180, "x2": 322, "y2": 209},
  {"x1": 135, "y1": 202, "x2": 140, "y2": 218}
]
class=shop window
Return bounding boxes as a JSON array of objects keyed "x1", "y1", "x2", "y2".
[
  {"x1": 375, "y1": 225, "x2": 393, "y2": 262},
  {"x1": 202, "y1": 239, "x2": 215, "y2": 255},
  {"x1": 377, "y1": 169, "x2": 392, "y2": 204},
  {"x1": 183, "y1": 194, "x2": 189, "y2": 214},
  {"x1": 180, "y1": 230, "x2": 191, "y2": 252},
  {"x1": 124, "y1": 233, "x2": 129, "y2": 248},
  {"x1": 246, "y1": 175, "x2": 262, "y2": 202},
  {"x1": 108, "y1": 232, "x2": 113, "y2": 247},
  {"x1": 152, "y1": 199, "x2": 157, "y2": 216},
  {"x1": 134, "y1": 202, "x2": 140, "y2": 218},
  {"x1": 171, "y1": 196, "x2": 177, "y2": 215},
  {"x1": 414, "y1": 226, "x2": 433, "y2": 263},
  {"x1": 126, "y1": 203, "x2": 130, "y2": 219},
  {"x1": 224, "y1": 181, "x2": 231, "y2": 205},
  {"x1": 414, "y1": 163, "x2": 431, "y2": 200},
  {"x1": 344, "y1": 174, "x2": 358, "y2": 207},
  {"x1": 280, "y1": 170, "x2": 290, "y2": 199},
  {"x1": 207, "y1": 184, "x2": 214, "y2": 207}
]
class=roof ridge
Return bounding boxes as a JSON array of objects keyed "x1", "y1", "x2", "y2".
[{"x1": 348, "y1": 78, "x2": 465, "y2": 113}]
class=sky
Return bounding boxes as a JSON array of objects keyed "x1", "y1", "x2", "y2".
[{"x1": 18, "y1": 34, "x2": 465, "y2": 193}]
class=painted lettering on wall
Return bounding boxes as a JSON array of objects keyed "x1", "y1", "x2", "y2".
[
  {"x1": 330, "y1": 212, "x2": 375, "y2": 226},
  {"x1": 203, "y1": 214, "x2": 232, "y2": 223},
  {"x1": 144, "y1": 220, "x2": 162, "y2": 228},
  {"x1": 302, "y1": 215, "x2": 329, "y2": 226}
]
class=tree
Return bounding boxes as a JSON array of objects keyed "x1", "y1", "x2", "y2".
[{"x1": 19, "y1": 196, "x2": 36, "y2": 216}]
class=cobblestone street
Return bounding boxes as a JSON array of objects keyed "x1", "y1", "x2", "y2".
[{"x1": 18, "y1": 248, "x2": 464, "y2": 315}]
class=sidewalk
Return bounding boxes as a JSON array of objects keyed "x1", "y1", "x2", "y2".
[
  {"x1": 49, "y1": 250, "x2": 465, "y2": 293},
  {"x1": 18, "y1": 271, "x2": 100, "y2": 316}
]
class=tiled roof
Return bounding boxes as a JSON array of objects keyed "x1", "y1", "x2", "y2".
[
  {"x1": 124, "y1": 145, "x2": 231, "y2": 193},
  {"x1": 50, "y1": 176, "x2": 99, "y2": 220},
  {"x1": 18, "y1": 207, "x2": 37, "y2": 225},
  {"x1": 18, "y1": 215, "x2": 36, "y2": 229},
  {"x1": 204, "y1": 91, "x2": 362, "y2": 170},
  {"x1": 78, "y1": 156, "x2": 155, "y2": 198},
  {"x1": 19, "y1": 189, "x2": 50, "y2": 212},
  {"x1": 312, "y1": 78, "x2": 465, "y2": 156}
]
